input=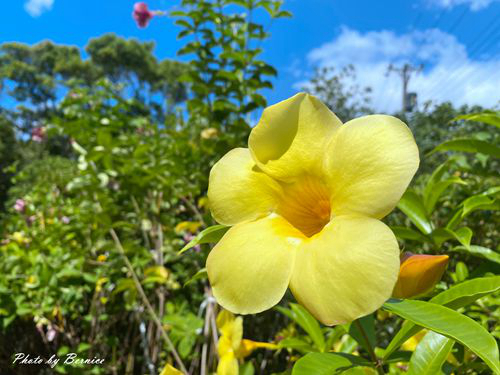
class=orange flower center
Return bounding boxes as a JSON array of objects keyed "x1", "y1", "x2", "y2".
[{"x1": 277, "y1": 175, "x2": 331, "y2": 237}]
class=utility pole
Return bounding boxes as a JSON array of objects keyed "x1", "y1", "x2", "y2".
[{"x1": 387, "y1": 63, "x2": 423, "y2": 112}]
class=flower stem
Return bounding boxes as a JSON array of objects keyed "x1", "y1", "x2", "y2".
[
  {"x1": 109, "y1": 228, "x2": 188, "y2": 374},
  {"x1": 353, "y1": 319, "x2": 384, "y2": 375}
]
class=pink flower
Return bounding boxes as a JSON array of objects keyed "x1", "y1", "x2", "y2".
[
  {"x1": 14, "y1": 199, "x2": 26, "y2": 213},
  {"x1": 61, "y1": 216, "x2": 71, "y2": 224},
  {"x1": 133, "y1": 2, "x2": 154, "y2": 28},
  {"x1": 32, "y1": 127, "x2": 46, "y2": 142}
]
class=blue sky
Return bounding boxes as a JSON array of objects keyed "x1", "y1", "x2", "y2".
[{"x1": 1, "y1": 0, "x2": 499, "y2": 113}]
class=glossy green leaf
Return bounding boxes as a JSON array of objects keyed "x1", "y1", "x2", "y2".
[
  {"x1": 178, "y1": 225, "x2": 229, "y2": 255},
  {"x1": 431, "y1": 227, "x2": 472, "y2": 248},
  {"x1": 383, "y1": 299, "x2": 500, "y2": 374},
  {"x1": 276, "y1": 303, "x2": 325, "y2": 351},
  {"x1": 431, "y1": 138, "x2": 500, "y2": 158},
  {"x1": 397, "y1": 191, "x2": 433, "y2": 234},
  {"x1": 447, "y1": 189, "x2": 499, "y2": 229},
  {"x1": 462, "y1": 195, "x2": 499, "y2": 217},
  {"x1": 424, "y1": 177, "x2": 466, "y2": 215},
  {"x1": 454, "y1": 112, "x2": 500, "y2": 129},
  {"x1": 455, "y1": 262, "x2": 469, "y2": 282},
  {"x1": 407, "y1": 331, "x2": 454, "y2": 375},
  {"x1": 278, "y1": 337, "x2": 317, "y2": 354},
  {"x1": 423, "y1": 161, "x2": 465, "y2": 215},
  {"x1": 451, "y1": 245, "x2": 500, "y2": 265},
  {"x1": 431, "y1": 276, "x2": 500, "y2": 308},
  {"x1": 348, "y1": 314, "x2": 375, "y2": 355},
  {"x1": 292, "y1": 353, "x2": 369, "y2": 375},
  {"x1": 391, "y1": 226, "x2": 428, "y2": 242},
  {"x1": 384, "y1": 276, "x2": 500, "y2": 359}
]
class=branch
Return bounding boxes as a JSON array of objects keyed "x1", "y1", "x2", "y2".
[{"x1": 109, "y1": 228, "x2": 188, "y2": 374}]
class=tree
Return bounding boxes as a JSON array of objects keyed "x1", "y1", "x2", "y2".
[{"x1": 302, "y1": 65, "x2": 372, "y2": 122}]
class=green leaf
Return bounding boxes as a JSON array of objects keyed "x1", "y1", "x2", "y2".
[
  {"x1": 430, "y1": 138, "x2": 500, "y2": 158},
  {"x1": 183, "y1": 268, "x2": 207, "y2": 287},
  {"x1": 383, "y1": 299, "x2": 500, "y2": 374},
  {"x1": 431, "y1": 227, "x2": 472, "y2": 248},
  {"x1": 240, "y1": 362, "x2": 255, "y2": 375},
  {"x1": 397, "y1": 191, "x2": 433, "y2": 234},
  {"x1": 391, "y1": 226, "x2": 428, "y2": 242},
  {"x1": 292, "y1": 353, "x2": 368, "y2": 375},
  {"x1": 462, "y1": 195, "x2": 499, "y2": 217},
  {"x1": 447, "y1": 190, "x2": 499, "y2": 229},
  {"x1": 278, "y1": 337, "x2": 317, "y2": 354},
  {"x1": 453, "y1": 112, "x2": 500, "y2": 129},
  {"x1": 455, "y1": 262, "x2": 469, "y2": 282},
  {"x1": 431, "y1": 276, "x2": 500, "y2": 308},
  {"x1": 451, "y1": 245, "x2": 500, "y2": 265},
  {"x1": 178, "y1": 225, "x2": 229, "y2": 255},
  {"x1": 407, "y1": 331, "x2": 454, "y2": 375},
  {"x1": 348, "y1": 315, "x2": 375, "y2": 355},
  {"x1": 276, "y1": 303, "x2": 325, "y2": 351},
  {"x1": 422, "y1": 161, "x2": 465, "y2": 215},
  {"x1": 384, "y1": 276, "x2": 500, "y2": 359},
  {"x1": 424, "y1": 177, "x2": 466, "y2": 215}
]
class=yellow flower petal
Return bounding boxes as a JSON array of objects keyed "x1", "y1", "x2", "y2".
[
  {"x1": 207, "y1": 215, "x2": 299, "y2": 314},
  {"x1": 208, "y1": 148, "x2": 282, "y2": 225},
  {"x1": 325, "y1": 115, "x2": 419, "y2": 219},
  {"x1": 289, "y1": 215, "x2": 400, "y2": 325},
  {"x1": 159, "y1": 363, "x2": 184, "y2": 375},
  {"x1": 216, "y1": 309, "x2": 235, "y2": 331},
  {"x1": 217, "y1": 351, "x2": 239, "y2": 375},
  {"x1": 249, "y1": 93, "x2": 342, "y2": 181}
]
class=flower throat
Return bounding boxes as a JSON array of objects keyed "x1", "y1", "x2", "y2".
[{"x1": 276, "y1": 175, "x2": 331, "y2": 237}]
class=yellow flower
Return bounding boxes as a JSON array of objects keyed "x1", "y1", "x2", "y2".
[
  {"x1": 206, "y1": 93, "x2": 419, "y2": 325},
  {"x1": 175, "y1": 221, "x2": 203, "y2": 234},
  {"x1": 392, "y1": 253, "x2": 449, "y2": 299},
  {"x1": 12, "y1": 231, "x2": 30, "y2": 245},
  {"x1": 201, "y1": 127, "x2": 219, "y2": 139},
  {"x1": 159, "y1": 363, "x2": 184, "y2": 375},
  {"x1": 95, "y1": 277, "x2": 108, "y2": 293},
  {"x1": 97, "y1": 254, "x2": 107, "y2": 263},
  {"x1": 216, "y1": 310, "x2": 277, "y2": 375}
]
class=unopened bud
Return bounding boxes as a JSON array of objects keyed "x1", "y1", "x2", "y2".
[{"x1": 392, "y1": 252, "x2": 449, "y2": 299}]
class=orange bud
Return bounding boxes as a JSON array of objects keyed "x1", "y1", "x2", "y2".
[{"x1": 392, "y1": 253, "x2": 449, "y2": 299}]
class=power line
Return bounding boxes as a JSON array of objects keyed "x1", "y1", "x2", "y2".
[
  {"x1": 431, "y1": 8, "x2": 448, "y2": 29},
  {"x1": 447, "y1": 6, "x2": 468, "y2": 34},
  {"x1": 432, "y1": 30, "x2": 500, "y2": 101},
  {"x1": 423, "y1": 11, "x2": 500, "y2": 100}
]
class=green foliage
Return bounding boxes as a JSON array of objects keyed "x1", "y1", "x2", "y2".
[
  {"x1": 174, "y1": 0, "x2": 289, "y2": 136},
  {"x1": 303, "y1": 65, "x2": 373, "y2": 122},
  {"x1": 383, "y1": 299, "x2": 500, "y2": 374},
  {"x1": 0, "y1": 2, "x2": 498, "y2": 374},
  {"x1": 178, "y1": 224, "x2": 229, "y2": 255},
  {"x1": 292, "y1": 352, "x2": 370, "y2": 375},
  {"x1": 406, "y1": 331, "x2": 454, "y2": 375}
]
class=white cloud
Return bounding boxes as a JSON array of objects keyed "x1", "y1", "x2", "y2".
[
  {"x1": 24, "y1": 0, "x2": 54, "y2": 17},
  {"x1": 429, "y1": 0, "x2": 499, "y2": 11},
  {"x1": 301, "y1": 27, "x2": 500, "y2": 113}
]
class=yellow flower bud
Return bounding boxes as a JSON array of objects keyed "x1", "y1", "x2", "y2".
[{"x1": 392, "y1": 253, "x2": 449, "y2": 299}]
